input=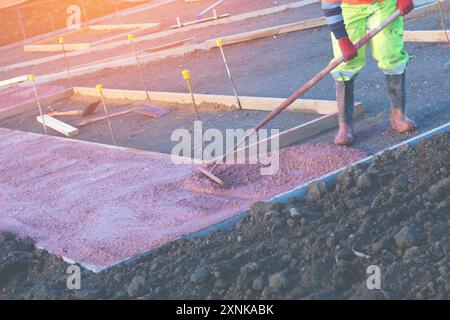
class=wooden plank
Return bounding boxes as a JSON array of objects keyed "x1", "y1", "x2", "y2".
[
  {"x1": 133, "y1": 104, "x2": 170, "y2": 118},
  {"x1": 141, "y1": 37, "x2": 195, "y2": 53},
  {"x1": 48, "y1": 110, "x2": 82, "y2": 117},
  {"x1": 274, "y1": 103, "x2": 364, "y2": 148},
  {"x1": 36, "y1": 115, "x2": 79, "y2": 137},
  {"x1": 33, "y1": 27, "x2": 85, "y2": 45},
  {"x1": 404, "y1": 30, "x2": 450, "y2": 42},
  {"x1": 72, "y1": 87, "x2": 342, "y2": 115},
  {"x1": 0, "y1": 89, "x2": 73, "y2": 120},
  {"x1": 76, "y1": 109, "x2": 134, "y2": 127},
  {"x1": 0, "y1": 75, "x2": 29, "y2": 88},
  {"x1": 237, "y1": 96, "x2": 340, "y2": 114},
  {"x1": 170, "y1": 14, "x2": 230, "y2": 29},
  {"x1": 204, "y1": 16, "x2": 327, "y2": 49},
  {"x1": 88, "y1": 23, "x2": 160, "y2": 31},
  {"x1": 209, "y1": 103, "x2": 365, "y2": 164},
  {"x1": 24, "y1": 43, "x2": 91, "y2": 52},
  {"x1": 89, "y1": 24, "x2": 163, "y2": 46}
]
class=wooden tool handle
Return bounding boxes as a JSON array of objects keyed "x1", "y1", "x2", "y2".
[
  {"x1": 254, "y1": 10, "x2": 401, "y2": 131},
  {"x1": 211, "y1": 10, "x2": 401, "y2": 171}
]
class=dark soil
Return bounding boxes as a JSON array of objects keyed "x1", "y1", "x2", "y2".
[{"x1": 1, "y1": 131, "x2": 448, "y2": 300}]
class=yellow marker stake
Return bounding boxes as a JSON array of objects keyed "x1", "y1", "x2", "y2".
[
  {"x1": 29, "y1": 74, "x2": 48, "y2": 135},
  {"x1": 216, "y1": 38, "x2": 242, "y2": 109},
  {"x1": 181, "y1": 70, "x2": 206, "y2": 159},
  {"x1": 128, "y1": 33, "x2": 151, "y2": 101},
  {"x1": 59, "y1": 37, "x2": 72, "y2": 87},
  {"x1": 182, "y1": 69, "x2": 191, "y2": 81},
  {"x1": 181, "y1": 70, "x2": 200, "y2": 121},
  {"x1": 96, "y1": 84, "x2": 117, "y2": 146}
]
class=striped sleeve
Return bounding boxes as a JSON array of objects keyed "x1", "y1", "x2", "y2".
[{"x1": 322, "y1": 1, "x2": 348, "y2": 39}]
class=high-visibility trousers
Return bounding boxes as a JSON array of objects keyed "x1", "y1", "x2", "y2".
[{"x1": 331, "y1": 0, "x2": 409, "y2": 81}]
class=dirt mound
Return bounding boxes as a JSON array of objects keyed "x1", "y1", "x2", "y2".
[{"x1": 0, "y1": 132, "x2": 448, "y2": 300}]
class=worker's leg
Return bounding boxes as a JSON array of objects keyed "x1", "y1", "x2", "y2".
[
  {"x1": 331, "y1": 3, "x2": 370, "y2": 145},
  {"x1": 385, "y1": 72, "x2": 416, "y2": 131},
  {"x1": 369, "y1": 0, "x2": 416, "y2": 132},
  {"x1": 331, "y1": 3, "x2": 369, "y2": 81},
  {"x1": 334, "y1": 79, "x2": 355, "y2": 145}
]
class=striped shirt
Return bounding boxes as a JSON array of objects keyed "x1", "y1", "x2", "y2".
[{"x1": 322, "y1": 1, "x2": 348, "y2": 39}]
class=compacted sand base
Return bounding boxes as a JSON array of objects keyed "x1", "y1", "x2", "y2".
[{"x1": 0, "y1": 127, "x2": 366, "y2": 270}]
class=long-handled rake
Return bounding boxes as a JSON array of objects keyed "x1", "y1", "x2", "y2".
[{"x1": 198, "y1": 10, "x2": 403, "y2": 187}]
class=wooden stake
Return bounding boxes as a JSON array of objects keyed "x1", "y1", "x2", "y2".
[
  {"x1": 97, "y1": 84, "x2": 118, "y2": 146},
  {"x1": 29, "y1": 75, "x2": 48, "y2": 135}
]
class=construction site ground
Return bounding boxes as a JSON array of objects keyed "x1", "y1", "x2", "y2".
[
  {"x1": 1, "y1": 1, "x2": 448, "y2": 155},
  {"x1": 0, "y1": 94, "x2": 322, "y2": 155},
  {"x1": 0, "y1": 130, "x2": 448, "y2": 300},
  {"x1": 0, "y1": 0, "x2": 448, "y2": 300}
]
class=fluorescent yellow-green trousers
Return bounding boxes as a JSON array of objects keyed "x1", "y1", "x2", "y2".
[{"x1": 331, "y1": 0, "x2": 409, "y2": 81}]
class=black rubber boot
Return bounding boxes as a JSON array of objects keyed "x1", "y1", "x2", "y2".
[
  {"x1": 334, "y1": 79, "x2": 355, "y2": 146},
  {"x1": 385, "y1": 72, "x2": 416, "y2": 133}
]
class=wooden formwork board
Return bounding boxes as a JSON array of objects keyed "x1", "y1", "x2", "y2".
[
  {"x1": 271, "y1": 105, "x2": 364, "y2": 148},
  {"x1": 23, "y1": 43, "x2": 91, "y2": 52},
  {"x1": 22, "y1": 23, "x2": 159, "y2": 53},
  {"x1": 72, "y1": 86, "x2": 351, "y2": 115},
  {"x1": 36, "y1": 115, "x2": 79, "y2": 137},
  {"x1": 1, "y1": 86, "x2": 346, "y2": 120},
  {"x1": 0, "y1": 75, "x2": 29, "y2": 88},
  {"x1": 0, "y1": 87, "x2": 364, "y2": 153},
  {"x1": 206, "y1": 104, "x2": 364, "y2": 165},
  {"x1": 88, "y1": 23, "x2": 160, "y2": 32},
  {"x1": 170, "y1": 14, "x2": 230, "y2": 29},
  {"x1": 72, "y1": 87, "x2": 365, "y2": 151},
  {"x1": 205, "y1": 16, "x2": 327, "y2": 49},
  {"x1": 404, "y1": 30, "x2": 450, "y2": 42}
]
